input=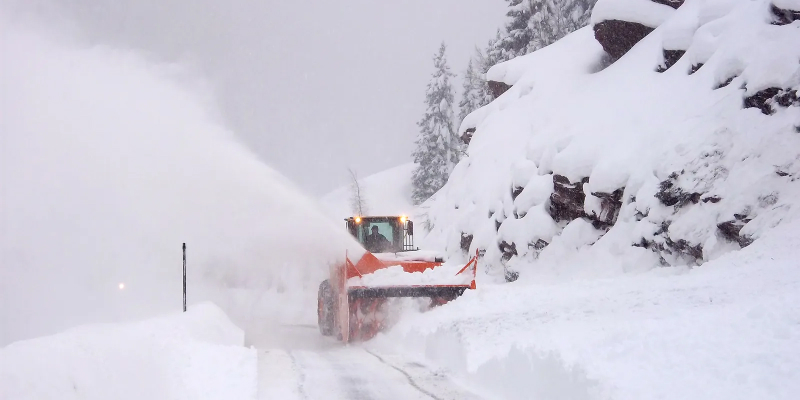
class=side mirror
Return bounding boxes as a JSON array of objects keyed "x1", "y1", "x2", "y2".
[{"x1": 406, "y1": 220, "x2": 414, "y2": 236}]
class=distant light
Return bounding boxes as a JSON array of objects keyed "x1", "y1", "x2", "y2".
[{"x1": 118, "y1": 283, "x2": 125, "y2": 290}]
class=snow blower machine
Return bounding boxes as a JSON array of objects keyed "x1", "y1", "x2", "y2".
[{"x1": 317, "y1": 215, "x2": 478, "y2": 342}]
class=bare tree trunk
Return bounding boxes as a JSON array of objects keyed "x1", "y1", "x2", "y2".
[{"x1": 348, "y1": 168, "x2": 368, "y2": 216}]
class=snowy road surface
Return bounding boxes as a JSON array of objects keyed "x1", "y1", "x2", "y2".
[{"x1": 253, "y1": 324, "x2": 482, "y2": 400}]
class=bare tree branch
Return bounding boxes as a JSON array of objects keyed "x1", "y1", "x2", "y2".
[{"x1": 348, "y1": 168, "x2": 368, "y2": 216}]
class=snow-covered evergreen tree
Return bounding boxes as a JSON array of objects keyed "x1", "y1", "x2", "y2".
[
  {"x1": 457, "y1": 57, "x2": 485, "y2": 127},
  {"x1": 412, "y1": 43, "x2": 458, "y2": 205},
  {"x1": 483, "y1": 30, "x2": 506, "y2": 69},
  {"x1": 527, "y1": 0, "x2": 595, "y2": 53},
  {"x1": 481, "y1": 31, "x2": 506, "y2": 104},
  {"x1": 499, "y1": 0, "x2": 534, "y2": 60},
  {"x1": 497, "y1": 0, "x2": 597, "y2": 60}
]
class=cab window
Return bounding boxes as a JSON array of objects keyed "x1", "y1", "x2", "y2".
[{"x1": 358, "y1": 222, "x2": 394, "y2": 243}]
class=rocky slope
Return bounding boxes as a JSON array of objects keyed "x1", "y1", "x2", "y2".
[{"x1": 422, "y1": 0, "x2": 800, "y2": 280}]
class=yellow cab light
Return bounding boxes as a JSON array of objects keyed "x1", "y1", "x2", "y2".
[
  {"x1": 355, "y1": 216, "x2": 361, "y2": 224},
  {"x1": 399, "y1": 215, "x2": 407, "y2": 223}
]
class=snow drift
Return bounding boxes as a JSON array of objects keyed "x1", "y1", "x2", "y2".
[
  {"x1": 0, "y1": 302, "x2": 256, "y2": 400},
  {"x1": 0, "y1": 12, "x2": 363, "y2": 346}
]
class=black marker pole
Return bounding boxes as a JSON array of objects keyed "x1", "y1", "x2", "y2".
[{"x1": 182, "y1": 243, "x2": 187, "y2": 312}]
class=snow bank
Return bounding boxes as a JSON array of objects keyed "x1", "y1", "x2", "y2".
[
  {"x1": 0, "y1": 302, "x2": 256, "y2": 400},
  {"x1": 0, "y1": 10, "x2": 363, "y2": 345},
  {"x1": 376, "y1": 222, "x2": 800, "y2": 400}
]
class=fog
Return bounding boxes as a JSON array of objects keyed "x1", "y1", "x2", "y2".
[
  {"x1": 0, "y1": 13, "x2": 364, "y2": 346},
  {"x1": 3, "y1": 0, "x2": 507, "y2": 194}
]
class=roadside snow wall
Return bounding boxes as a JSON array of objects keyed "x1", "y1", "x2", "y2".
[
  {"x1": 0, "y1": 303, "x2": 256, "y2": 400},
  {"x1": 429, "y1": 0, "x2": 800, "y2": 280},
  {"x1": 0, "y1": 10, "x2": 363, "y2": 346}
]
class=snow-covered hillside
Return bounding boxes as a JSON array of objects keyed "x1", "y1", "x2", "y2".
[
  {"x1": 425, "y1": 0, "x2": 800, "y2": 279},
  {"x1": 0, "y1": 12, "x2": 362, "y2": 346},
  {"x1": 372, "y1": 1, "x2": 800, "y2": 399},
  {"x1": 320, "y1": 163, "x2": 415, "y2": 220}
]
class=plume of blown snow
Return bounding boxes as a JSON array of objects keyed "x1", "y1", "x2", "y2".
[{"x1": 0, "y1": 12, "x2": 362, "y2": 346}]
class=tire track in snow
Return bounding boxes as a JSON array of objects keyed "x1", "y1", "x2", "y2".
[
  {"x1": 253, "y1": 324, "x2": 479, "y2": 399},
  {"x1": 292, "y1": 349, "x2": 377, "y2": 400},
  {"x1": 257, "y1": 349, "x2": 305, "y2": 400},
  {"x1": 288, "y1": 351, "x2": 309, "y2": 400},
  {"x1": 364, "y1": 349, "x2": 442, "y2": 400}
]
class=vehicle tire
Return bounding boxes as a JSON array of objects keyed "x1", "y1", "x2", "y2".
[{"x1": 317, "y1": 279, "x2": 335, "y2": 336}]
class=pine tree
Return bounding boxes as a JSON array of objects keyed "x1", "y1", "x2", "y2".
[
  {"x1": 483, "y1": 30, "x2": 506, "y2": 70},
  {"x1": 457, "y1": 57, "x2": 485, "y2": 127},
  {"x1": 527, "y1": 0, "x2": 595, "y2": 53},
  {"x1": 499, "y1": 0, "x2": 536, "y2": 60},
  {"x1": 480, "y1": 31, "x2": 506, "y2": 105},
  {"x1": 411, "y1": 43, "x2": 458, "y2": 205},
  {"x1": 496, "y1": 0, "x2": 597, "y2": 60}
]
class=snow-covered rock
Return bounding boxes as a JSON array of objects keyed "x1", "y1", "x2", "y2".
[
  {"x1": 428, "y1": 0, "x2": 800, "y2": 280},
  {"x1": 591, "y1": 0, "x2": 679, "y2": 60}
]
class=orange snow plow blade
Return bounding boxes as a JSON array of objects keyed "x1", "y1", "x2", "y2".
[
  {"x1": 329, "y1": 250, "x2": 477, "y2": 343},
  {"x1": 344, "y1": 251, "x2": 477, "y2": 299}
]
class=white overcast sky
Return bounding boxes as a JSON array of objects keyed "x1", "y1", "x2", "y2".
[{"x1": 5, "y1": 0, "x2": 507, "y2": 195}]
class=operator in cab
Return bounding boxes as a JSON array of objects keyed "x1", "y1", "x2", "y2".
[{"x1": 365, "y1": 225, "x2": 391, "y2": 253}]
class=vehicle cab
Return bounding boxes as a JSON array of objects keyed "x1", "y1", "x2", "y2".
[{"x1": 345, "y1": 215, "x2": 415, "y2": 253}]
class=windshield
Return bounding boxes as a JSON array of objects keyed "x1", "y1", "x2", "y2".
[{"x1": 358, "y1": 220, "x2": 396, "y2": 253}]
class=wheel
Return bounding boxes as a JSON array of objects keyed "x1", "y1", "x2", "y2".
[{"x1": 317, "y1": 279, "x2": 335, "y2": 336}]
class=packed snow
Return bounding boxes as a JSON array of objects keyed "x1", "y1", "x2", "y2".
[{"x1": 0, "y1": 303, "x2": 257, "y2": 400}]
